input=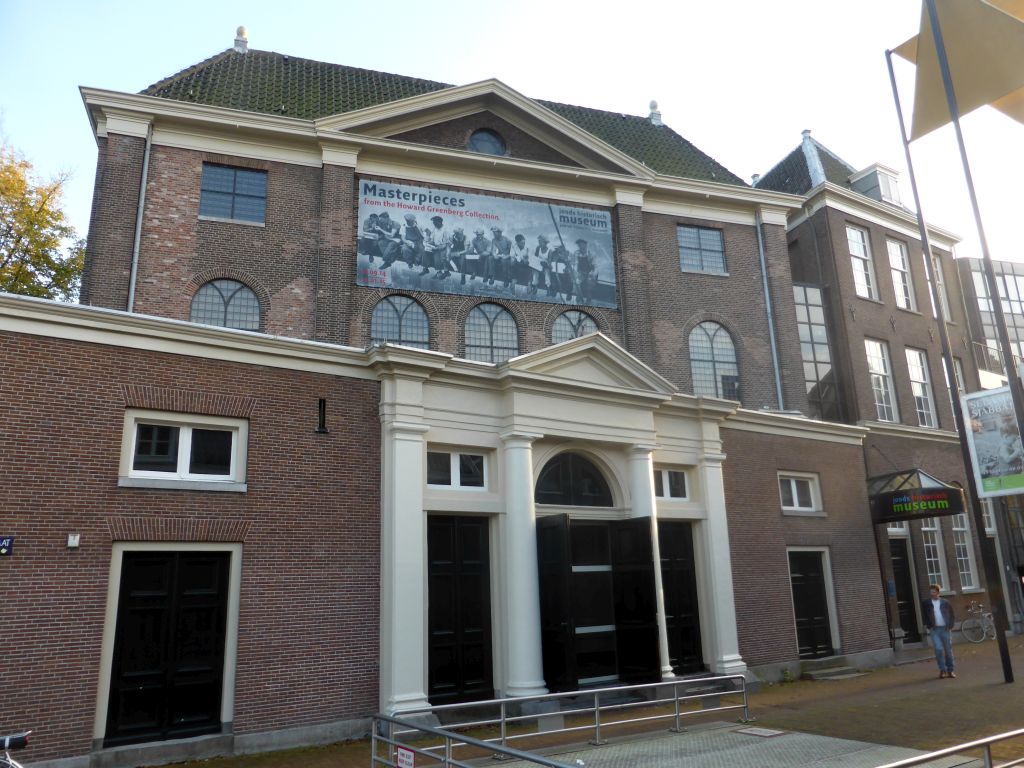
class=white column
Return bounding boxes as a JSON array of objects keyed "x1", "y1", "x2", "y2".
[
  {"x1": 500, "y1": 430, "x2": 548, "y2": 697},
  {"x1": 698, "y1": 452, "x2": 747, "y2": 675},
  {"x1": 380, "y1": 420, "x2": 432, "y2": 713},
  {"x1": 627, "y1": 444, "x2": 674, "y2": 680}
]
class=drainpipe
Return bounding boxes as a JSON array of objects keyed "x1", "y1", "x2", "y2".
[
  {"x1": 126, "y1": 124, "x2": 153, "y2": 313},
  {"x1": 756, "y1": 209, "x2": 786, "y2": 409}
]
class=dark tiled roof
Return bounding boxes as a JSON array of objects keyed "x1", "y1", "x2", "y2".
[
  {"x1": 141, "y1": 49, "x2": 746, "y2": 186},
  {"x1": 755, "y1": 136, "x2": 856, "y2": 195}
]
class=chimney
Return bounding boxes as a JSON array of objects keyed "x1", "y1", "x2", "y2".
[
  {"x1": 234, "y1": 26, "x2": 248, "y2": 53},
  {"x1": 751, "y1": 173, "x2": 761, "y2": 186},
  {"x1": 648, "y1": 100, "x2": 663, "y2": 127}
]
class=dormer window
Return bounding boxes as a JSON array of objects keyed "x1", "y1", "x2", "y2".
[
  {"x1": 468, "y1": 129, "x2": 507, "y2": 156},
  {"x1": 850, "y1": 164, "x2": 901, "y2": 206},
  {"x1": 878, "y1": 171, "x2": 901, "y2": 205}
]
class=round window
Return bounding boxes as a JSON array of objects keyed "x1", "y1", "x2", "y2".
[{"x1": 467, "y1": 129, "x2": 507, "y2": 156}]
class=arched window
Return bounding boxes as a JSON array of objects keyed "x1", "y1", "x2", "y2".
[
  {"x1": 465, "y1": 303, "x2": 519, "y2": 363},
  {"x1": 535, "y1": 452, "x2": 613, "y2": 507},
  {"x1": 552, "y1": 310, "x2": 598, "y2": 345},
  {"x1": 190, "y1": 279, "x2": 260, "y2": 330},
  {"x1": 689, "y1": 321, "x2": 739, "y2": 400},
  {"x1": 370, "y1": 295, "x2": 429, "y2": 349},
  {"x1": 467, "y1": 128, "x2": 507, "y2": 156}
]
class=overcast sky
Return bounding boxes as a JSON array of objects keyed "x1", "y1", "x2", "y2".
[{"x1": 1, "y1": 0, "x2": 1019, "y2": 263}]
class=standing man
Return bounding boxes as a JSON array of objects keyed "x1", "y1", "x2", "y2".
[
  {"x1": 921, "y1": 584, "x2": 956, "y2": 679},
  {"x1": 424, "y1": 215, "x2": 451, "y2": 280},
  {"x1": 469, "y1": 228, "x2": 491, "y2": 282},
  {"x1": 489, "y1": 226, "x2": 512, "y2": 288},
  {"x1": 573, "y1": 238, "x2": 595, "y2": 305},
  {"x1": 401, "y1": 215, "x2": 427, "y2": 275}
]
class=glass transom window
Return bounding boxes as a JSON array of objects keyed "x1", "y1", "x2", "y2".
[
  {"x1": 190, "y1": 279, "x2": 261, "y2": 331},
  {"x1": 689, "y1": 322, "x2": 739, "y2": 400},
  {"x1": 465, "y1": 303, "x2": 519, "y2": 363},
  {"x1": 552, "y1": 310, "x2": 598, "y2": 345},
  {"x1": 653, "y1": 468, "x2": 687, "y2": 499},
  {"x1": 677, "y1": 226, "x2": 726, "y2": 274},
  {"x1": 199, "y1": 163, "x2": 267, "y2": 223},
  {"x1": 371, "y1": 295, "x2": 430, "y2": 349},
  {"x1": 427, "y1": 451, "x2": 486, "y2": 489}
]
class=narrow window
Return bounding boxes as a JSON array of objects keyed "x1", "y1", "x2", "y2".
[
  {"x1": 689, "y1": 322, "x2": 739, "y2": 400},
  {"x1": 887, "y1": 240, "x2": 916, "y2": 311},
  {"x1": 865, "y1": 339, "x2": 899, "y2": 422},
  {"x1": 951, "y1": 513, "x2": 977, "y2": 590},
  {"x1": 847, "y1": 225, "x2": 877, "y2": 300},
  {"x1": 794, "y1": 285, "x2": 839, "y2": 420},
  {"x1": 920, "y1": 517, "x2": 949, "y2": 588},
  {"x1": 906, "y1": 348, "x2": 937, "y2": 428}
]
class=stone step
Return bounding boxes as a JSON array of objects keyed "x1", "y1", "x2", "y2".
[{"x1": 802, "y1": 665, "x2": 865, "y2": 681}]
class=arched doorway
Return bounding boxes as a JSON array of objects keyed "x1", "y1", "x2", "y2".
[{"x1": 535, "y1": 452, "x2": 660, "y2": 691}]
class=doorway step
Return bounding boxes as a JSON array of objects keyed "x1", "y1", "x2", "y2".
[{"x1": 800, "y1": 657, "x2": 866, "y2": 681}]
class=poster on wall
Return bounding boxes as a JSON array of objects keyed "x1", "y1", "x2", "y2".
[
  {"x1": 963, "y1": 386, "x2": 1024, "y2": 497},
  {"x1": 355, "y1": 179, "x2": 618, "y2": 308}
]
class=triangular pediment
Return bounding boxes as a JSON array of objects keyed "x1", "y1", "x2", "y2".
[
  {"x1": 504, "y1": 333, "x2": 677, "y2": 396},
  {"x1": 315, "y1": 79, "x2": 652, "y2": 178}
]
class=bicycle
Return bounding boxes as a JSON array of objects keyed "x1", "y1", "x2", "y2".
[
  {"x1": 960, "y1": 601, "x2": 996, "y2": 643},
  {"x1": 1, "y1": 732, "x2": 31, "y2": 768}
]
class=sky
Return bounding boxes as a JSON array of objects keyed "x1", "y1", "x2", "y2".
[{"x1": 1, "y1": 0, "x2": 1020, "y2": 263}]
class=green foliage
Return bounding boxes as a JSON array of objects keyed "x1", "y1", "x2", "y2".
[{"x1": 0, "y1": 143, "x2": 83, "y2": 301}]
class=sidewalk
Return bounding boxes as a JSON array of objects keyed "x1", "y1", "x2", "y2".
[{"x1": 183, "y1": 637, "x2": 1024, "y2": 768}]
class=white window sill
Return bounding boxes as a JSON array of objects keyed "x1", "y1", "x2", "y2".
[
  {"x1": 198, "y1": 215, "x2": 265, "y2": 228},
  {"x1": 119, "y1": 477, "x2": 247, "y2": 493},
  {"x1": 782, "y1": 508, "x2": 826, "y2": 517},
  {"x1": 679, "y1": 267, "x2": 729, "y2": 277},
  {"x1": 960, "y1": 587, "x2": 985, "y2": 595}
]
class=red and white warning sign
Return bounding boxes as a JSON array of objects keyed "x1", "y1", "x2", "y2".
[{"x1": 395, "y1": 746, "x2": 415, "y2": 768}]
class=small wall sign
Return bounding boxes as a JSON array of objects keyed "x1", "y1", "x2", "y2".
[
  {"x1": 0, "y1": 537, "x2": 13, "y2": 556},
  {"x1": 395, "y1": 747, "x2": 415, "y2": 768}
]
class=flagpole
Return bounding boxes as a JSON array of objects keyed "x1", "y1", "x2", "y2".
[{"x1": 921, "y1": 0, "x2": 1017, "y2": 682}]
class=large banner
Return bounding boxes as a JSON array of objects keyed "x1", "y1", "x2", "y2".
[
  {"x1": 355, "y1": 180, "x2": 617, "y2": 308},
  {"x1": 963, "y1": 386, "x2": 1024, "y2": 497}
]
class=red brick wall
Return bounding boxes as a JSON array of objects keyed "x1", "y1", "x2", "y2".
[
  {"x1": 0, "y1": 331, "x2": 380, "y2": 762},
  {"x1": 722, "y1": 428, "x2": 891, "y2": 665}
]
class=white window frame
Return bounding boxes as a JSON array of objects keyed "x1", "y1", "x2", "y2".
[
  {"x1": 951, "y1": 513, "x2": 980, "y2": 591},
  {"x1": 905, "y1": 348, "x2": 938, "y2": 428},
  {"x1": 653, "y1": 467, "x2": 688, "y2": 500},
  {"x1": 865, "y1": 339, "x2": 899, "y2": 422},
  {"x1": 426, "y1": 449, "x2": 488, "y2": 491},
  {"x1": 119, "y1": 409, "x2": 248, "y2": 492},
  {"x1": 887, "y1": 519, "x2": 910, "y2": 536},
  {"x1": 925, "y1": 254, "x2": 952, "y2": 320},
  {"x1": 920, "y1": 517, "x2": 950, "y2": 592},
  {"x1": 887, "y1": 239, "x2": 916, "y2": 311},
  {"x1": 847, "y1": 225, "x2": 877, "y2": 300},
  {"x1": 778, "y1": 472, "x2": 824, "y2": 516},
  {"x1": 982, "y1": 499, "x2": 998, "y2": 535}
]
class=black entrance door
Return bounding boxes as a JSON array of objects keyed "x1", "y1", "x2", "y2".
[
  {"x1": 889, "y1": 538, "x2": 921, "y2": 643},
  {"x1": 428, "y1": 516, "x2": 494, "y2": 705},
  {"x1": 536, "y1": 515, "x2": 660, "y2": 692},
  {"x1": 788, "y1": 551, "x2": 834, "y2": 659},
  {"x1": 658, "y1": 521, "x2": 704, "y2": 674},
  {"x1": 106, "y1": 551, "x2": 230, "y2": 747}
]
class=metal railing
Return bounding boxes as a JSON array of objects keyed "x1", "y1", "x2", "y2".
[
  {"x1": 872, "y1": 726, "x2": 1024, "y2": 768},
  {"x1": 371, "y1": 673, "x2": 749, "y2": 766}
]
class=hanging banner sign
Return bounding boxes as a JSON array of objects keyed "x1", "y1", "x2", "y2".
[
  {"x1": 355, "y1": 179, "x2": 617, "y2": 308},
  {"x1": 962, "y1": 386, "x2": 1024, "y2": 498}
]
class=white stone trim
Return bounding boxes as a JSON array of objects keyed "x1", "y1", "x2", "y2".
[
  {"x1": 103, "y1": 111, "x2": 152, "y2": 139},
  {"x1": 724, "y1": 409, "x2": 867, "y2": 444}
]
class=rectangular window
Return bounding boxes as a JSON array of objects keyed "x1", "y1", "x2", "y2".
[
  {"x1": 905, "y1": 348, "x2": 937, "y2": 428},
  {"x1": 847, "y1": 225, "x2": 877, "y2": 299},
  {"x1": 653, "y1": 468, "x2": 687, "y2": 499},
  {"x1": 865, "y1": 339, "x2": 899, "y2": 422},
  {"x1": 120, "y1": 410, "x2": 248, "y2": 491},
  {"x1": 778, "y1": 472, "x2": 822, "y2": 515},
  {"x1": 794, "y1": 285, "x2": 839, "y2": 421},
  {"x1": 677, "y1": 225, "x2": 726, "y2": 274},
  {"x1": 982, "y1": 499, "x2": 997, "y2": 534},
  {"x1": 199, "y1": 163, "x2": 267, "y2": 224},
  {"x1": 427, "y1": 450, "x2": 486, "y2": 489},
  {"x1": 942, "y1": 357, "x2": 966, "y2": 430},
  {"x1": 924, "y1": 254, "x2": 952, "y2": 319},
  {"x1": 887, "y1": 519, "x2": 909, "y2": 535},
  {"x1": 887, "y1": 240, "x2": 916, "y2": 311},
  {"x1": 920, "y1": 517, "x2": 949, "y2": 589},
  {"x1": 951, "y1": 513, "x2": 978, "y2": 590}
]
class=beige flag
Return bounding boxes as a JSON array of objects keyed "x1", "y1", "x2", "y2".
[{"x1": 893, "y1": 0, "x2": 1024, "y2": 140}]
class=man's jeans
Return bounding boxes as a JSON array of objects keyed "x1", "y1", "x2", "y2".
[{"x1": 930, "y1": 626, "x2": 955, "y2": 672}]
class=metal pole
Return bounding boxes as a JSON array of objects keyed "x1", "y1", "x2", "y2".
[{"x1": 924, "y1": 0, "x2": 1015, "y2": 682}]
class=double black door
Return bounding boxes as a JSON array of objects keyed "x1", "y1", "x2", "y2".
[
  {"x1": 106, "y1": 552, "x2": 230, "y2": 747},
  {"x1": 537, "y1": 516, "x2": 660, "y2": 692},
  {"x1": 658, "y1": 521, "x2": 704, "y2": 674},
  {"x1": 428, "y1": 516, "x2": 494, "y2": 705},
  {"x1": 788, "y1": 551, "x2": 834, "y2": 659},
  {"x1": 889, "y1": 538, "x2": 921, "y2": 643}
]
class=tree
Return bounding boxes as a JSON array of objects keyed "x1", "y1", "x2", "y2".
[{"x1": 0, "y1": 143, "x2": 84, "y2": 301}]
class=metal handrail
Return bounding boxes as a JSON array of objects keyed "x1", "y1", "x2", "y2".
[
  {"x1": 381, "y1": 673, "x2": 749, "y2": 758},
  {"x1": 872, "y1": 726, "x2": 1024, "y2": 768},
  {"x1": 371, "y1": 714, "x2": 577, "y2": 768}
]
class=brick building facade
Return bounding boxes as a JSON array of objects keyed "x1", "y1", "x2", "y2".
[{"x1": 1, "y1": 34, "x2": 983, "y2": 768}]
